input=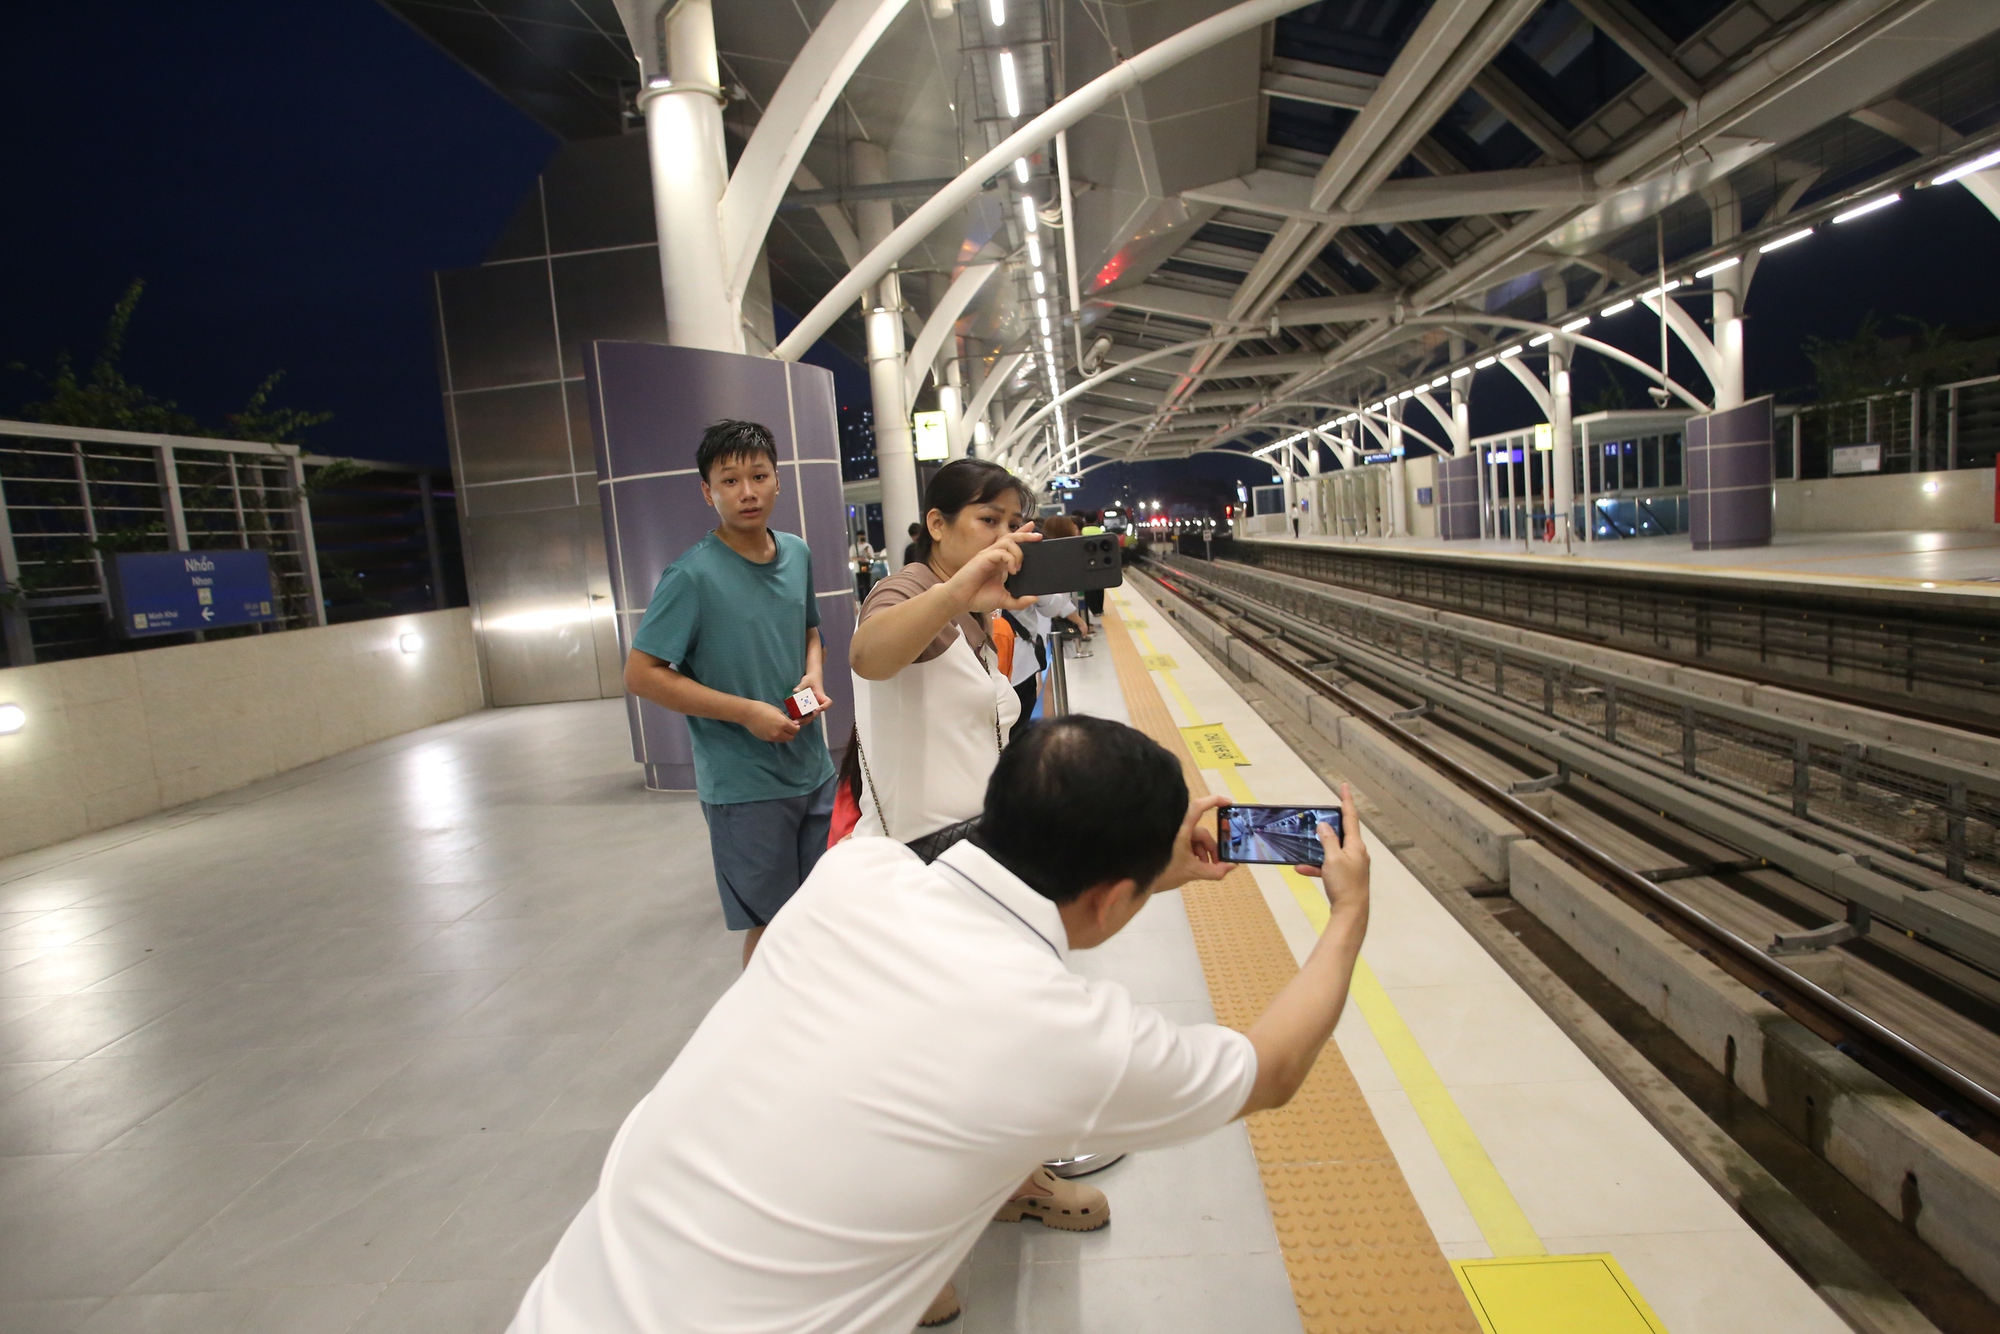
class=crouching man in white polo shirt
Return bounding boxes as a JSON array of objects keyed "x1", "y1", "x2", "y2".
[{"x1": 509, "y1": 715, "x2": 1371, "y2": 1334}]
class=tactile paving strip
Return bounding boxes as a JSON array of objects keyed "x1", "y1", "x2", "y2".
[{"x1": 1104, "y1": 606, "x2": 1481, "y2": 1334}]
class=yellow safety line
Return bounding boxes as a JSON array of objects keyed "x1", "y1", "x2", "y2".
[{"x1": 1111, "y1": 586, "x2": 1548, "y2": 1260}]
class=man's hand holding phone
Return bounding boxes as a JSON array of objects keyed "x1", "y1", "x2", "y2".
[{"x1": 1291, "y1": 783, "x2": 1369, "y2": 927}]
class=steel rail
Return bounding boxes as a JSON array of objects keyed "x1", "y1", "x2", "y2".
[{"x1": 1140, "y1": 555, "x2": 2000, "y2": 1130}]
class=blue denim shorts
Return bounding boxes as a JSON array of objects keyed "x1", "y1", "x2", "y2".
[{"x1": 700, "y1": 773, "x2": 839, "y2": 930}]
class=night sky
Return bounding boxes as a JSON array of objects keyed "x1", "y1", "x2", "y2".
[{"x1": 6, "y1": 1, "x2": 1995, "y2": 488}]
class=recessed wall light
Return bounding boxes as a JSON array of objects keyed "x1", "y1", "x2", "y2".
[
  {"x1": 0, "y1": 704, "x2": 25, "y2": 735},
  {"x1": 399, "y1": 633, "x2": 423, "y2": 654}
]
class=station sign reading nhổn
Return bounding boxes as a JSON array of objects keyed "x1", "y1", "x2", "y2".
[{"x1": 109, "y1": 550, "x2": 279, "y2": 637}]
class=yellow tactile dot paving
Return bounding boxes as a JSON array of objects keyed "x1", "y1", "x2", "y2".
[{"x1": 1104, "y1": 607, "x2": 1482, "y2": 1334}]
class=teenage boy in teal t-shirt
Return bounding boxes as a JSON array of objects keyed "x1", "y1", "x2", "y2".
[{"x1": 624, "y1": 420, "x2": 837, "y2": 965}]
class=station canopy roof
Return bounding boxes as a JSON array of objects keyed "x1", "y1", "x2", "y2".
[{"x1": 382, "y1": 0, "x2": 2000, "y2": 469}]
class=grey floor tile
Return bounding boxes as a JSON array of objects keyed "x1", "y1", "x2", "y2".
[
  {"x1": 0, "y1": 989, "x2": 192, "y2": 1063},
  {"x1": 0, "y1": 1058, "x2": 70, "y2": 1104},
  {"x1": 0, "y1": 907, "x2": 142, "y2": 952},
  {"x1": 345, "y1": 1278, "x2": 527, "y2": 1334},
  {"x1": 71, "y1": 1284, "x2": 382, "y2": 1334},
  {"x1": 399, "y1": 1129, "x2": 610, "y2": 1281},
  {"x1": 300, "y1": 971, "x2": 517, "y2": 1045},
  {"x1": 130, "y1": 1134, "x2": 505, "y2": 1292},
  {"x1": 0, "y1": 1297, "x2": 108, "y2": 1333},
  {"x1": 318, "y1": 1034, "x2": 604, "y2": 1140},
  {"x1": 398, "y1": 918, "x2": 565, "y2": 973},
  {"x1": 531, "y1": 1022, "x2": 694, "y2": 1132},
  {"x1": 0, "y1": 944, "x2": 158, "y2": 999},
  {"x1": 0, "y1": 1143, "x2": 296, "y2": 1300},
  {"x1": 92, "y1": 978, "x2": 365, "y2": 1060},
  {"x1": 960, "y1": 1252, "x2": 1304, "y2": 1334},
  {"x1": 0, "y1": 880, "x2": 102, "y2": 915},
  {"x1": 0, "y1": 1050, "x2": 236, "y2": 1155},
  {"x1": 440, "y1": 963, "x2": 686, "y2": 1040},
  {"x1": 0, "y1": 995, "x2": 60, "y2": 1027},
  {"x1": 110, "y1": 1044, "x2": 419, "y2": 1149}
]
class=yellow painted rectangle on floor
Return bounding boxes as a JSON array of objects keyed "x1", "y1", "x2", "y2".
[
  {"x1": 1181, "y1": 723, "x2": 1250, "y2": 768},
  {"x1": 1453, "y1": 1254, "x2": 1668, "y2": 1334},
  {"x1": 1142, "y1": 653, "x2": 1178, "y2": 671}
]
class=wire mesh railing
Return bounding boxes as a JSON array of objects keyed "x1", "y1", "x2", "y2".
[{"x1": 1, "y1": 420, "x2": 463, "y2": 668}]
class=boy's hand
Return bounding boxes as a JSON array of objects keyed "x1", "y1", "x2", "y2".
[
  {"x1": 740, "y1": 701, "x2": 803, "y2": 744},
  {"x1": 795, "y1": 671, "x2": 831, "y2": 710}
]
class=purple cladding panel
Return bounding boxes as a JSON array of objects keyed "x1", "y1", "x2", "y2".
[
  {"x1": 1687, "y1": 396, "x2": 1773, "y2": 551},
  {"x1": 1434, "y1": 454, "x2": 1482, "y2": 540},
  {"x1": 583, "y1": 342, "x2": 852, "y2": 791}
]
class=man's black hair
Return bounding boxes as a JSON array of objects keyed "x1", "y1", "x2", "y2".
[
  {"x1": 972, "y1": 716, "x2": 1187, "y2": 904},
  {"x1": 696, "y1": 419, "x2": 778, "y2": 481}
]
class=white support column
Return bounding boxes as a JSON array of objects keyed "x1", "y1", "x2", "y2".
[
  {"x1": 1550, "y1": 346, "x2": 1574, "y2": 553},
  {"x1": 1388, "y1": 401, "x2": 1408, "y2": 537},
  {"x1": 941, "y1": 356, "x2": 967, "y2": 460},
  {"x1": 641, "y1": 1, "x2": 742, "y2": 352},
  {"x1": 853, "y1": 141, "x2": 919, "y2": 569}
]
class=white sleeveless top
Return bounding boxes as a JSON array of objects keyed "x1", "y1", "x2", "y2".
[{"x1": 852, "y1": 628, "x2": 1021, "y2": 842}]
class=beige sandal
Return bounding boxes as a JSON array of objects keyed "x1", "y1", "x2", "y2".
[
  {"x1": 991, "y1": 1166, "x2": 1111, "y2": 1232},
  {"x1": 918, "y1": 1279, "x2": 961, "y2": 1327}
]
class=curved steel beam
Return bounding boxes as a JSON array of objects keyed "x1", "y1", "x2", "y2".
[
  {"x1": 993, "y1": 336, "x2": 1237, "y2": 457},
  {"x1": 904, "y1": 262, "x2": 999, "y2": 403},
  {"x1": 773, "y1": 0, "x2": 1319, "y2": 361},
  {"x1": 720, "y1": 0, "x2": 914, "y2": 305}
]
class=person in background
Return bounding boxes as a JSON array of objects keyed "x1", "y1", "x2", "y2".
[
  {"x1": 901, "y1": 520, "x2": 922, "y2": 569},
  {"x1": 507, "y1": 719, "x2": 1374, "y2": 1334},
  {"x1": 854, "y1": 535, "x2": 876, "y2": 600},
  {"x1": 623, "y1": 420, "x2": 837, "y2": 967}
]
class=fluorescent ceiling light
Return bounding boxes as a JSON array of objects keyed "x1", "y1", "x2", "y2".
[
  {"x1": 1934, "y1": 146, "x2": 2000, "y2": 186},
  {"x1": 1397, "y1": 389, "x2": 1414, "y2": 400},
  {"x1": 1430, "y1": 376, "x2": 1448, "y2": 388},
  {"x1": 1832, "y1": 193, "x2": 1899, "y2": 224},
  {"x1": 1450, "y1": 366, "x2": 1471, "y2": 379},
  {"x1": 1474, "y1": 356, "x2": 1497, "y2": 369},
  {"x1": 1013, "y1": 158, "x2": 1029, "y2": 183},
  {"x1": 1018, "y1": 194, "x2": 1037, "y2": 234},
  {"x1": 1758, "y1": 227, "x2": 1812, "y2": 253},
  {"x1": 1032, "y1": 271, "x2": 1045, "y2": 294},
  {"x1": 1035, "y1": 297, "x2": 1048, "y2": 318},
  {"x1": 1639, "y1": 280, "x2": 1681, "y2": 299},
  {"x1": 1528, "y1": 333, "x2": 1552, "y2": 346},
  {"x1": 1499, "y1": 345, "x2": 1523, "y2": 359},
  {"x1": 1601, "y1": 299, "x2": 1634, "y2": 316},
  {"x1": 1027, "y1": 237, "x2": 1041, "y2": 266},
  {"x1": 987, "y1": 0, "x2": 1005, "y2": 25},
  {"x1": 998, "y1": 52, "x2": 1021, "y2": 118},
  {"x1": 1560, "y1": 316, "x2": 1590, "y2": 333},
  {"x1": 1039, "y1": 316, "x2": 1051, "y2": 334},
  {"x1": 1694, "y1": 257, "x2": 1739, "y2": 278}
]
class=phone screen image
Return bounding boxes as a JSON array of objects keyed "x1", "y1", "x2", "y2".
[{"x1": 1217, "y1": 805, "x2": 1343, "y2": 866}]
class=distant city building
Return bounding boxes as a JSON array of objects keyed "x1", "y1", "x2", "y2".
[{"x1": 840, "y1": 404, "x2": 878, "y2": 481}]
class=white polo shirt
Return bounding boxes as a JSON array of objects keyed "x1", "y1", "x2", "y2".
[{"x1": 510, "y1": 837, "x2": 1257, "y2": 1334}]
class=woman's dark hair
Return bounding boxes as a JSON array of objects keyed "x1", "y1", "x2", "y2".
[
  {"x1": 696, "y1": 419, "x2": 778, "y2": 481},
  {"x1": 914, "y1": 459, "x2": 1031, "y2": 562},
  {"x1": 1041, "y1": 514, "x2": 1080, "y2": 539},
  {"x1": 972, "y1": 716, "x2": 1187, "y2": 904}
]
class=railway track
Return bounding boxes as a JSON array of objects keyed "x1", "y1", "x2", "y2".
[{"x1": 1138, "y1": 551, "x2": 2000, "y2": 1144}]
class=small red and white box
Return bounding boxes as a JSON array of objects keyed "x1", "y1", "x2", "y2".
[{"x1": 783, "y1": 688, "x2": 822, "y2": 722}]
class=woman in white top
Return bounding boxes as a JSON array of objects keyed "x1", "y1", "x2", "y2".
[{"x1": 846, "y1": 460, "x2": 1039, "y2": 853}]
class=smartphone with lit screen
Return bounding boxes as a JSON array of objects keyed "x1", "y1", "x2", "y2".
[{"x1": 1217, "y1": 804, "x2": 1344, "y2": 866}]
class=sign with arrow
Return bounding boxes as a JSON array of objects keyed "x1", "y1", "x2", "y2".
[{"x1": 108, "y1": 550, "x2": 279, "y2": 637}]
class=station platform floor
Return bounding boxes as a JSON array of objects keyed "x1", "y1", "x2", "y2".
[
  {"x1": 0, "y1": 593, "x2": 1857, "y2": 1333},
  {"x1": 1241, "y1": 527, "x2": 2000, "y2": 597}
]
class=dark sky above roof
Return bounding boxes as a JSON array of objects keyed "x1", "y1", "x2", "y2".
[{"x1": 1, "y1": 0, "x2": 560, "y2": 467}]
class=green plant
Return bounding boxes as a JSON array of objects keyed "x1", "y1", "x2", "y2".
[
  {"x1": 225, "y1": 370, "x2": 332, "y2": 445},
  {"x1": 14, "y1": 280, "x2": 198, "y2": 434},
  {"x1": 1801, "y1": 313, "x2": 1978, "y2": 404}
]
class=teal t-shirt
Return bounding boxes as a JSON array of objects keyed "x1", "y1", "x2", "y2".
[{"x1": 629, "y1": 530, "x2": 835, "y2": 806}]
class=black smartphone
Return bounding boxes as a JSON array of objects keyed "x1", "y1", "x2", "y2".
[
  {"x1": 1217, "y1": 804, "x2": 1344, "y2": 866},
  {"x1": 1006, "y1": 533, "x2": 1123, "y2": 598}
]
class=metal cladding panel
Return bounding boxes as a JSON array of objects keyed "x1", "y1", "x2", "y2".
[
  {"x1": 1433, "y1": 454, "x2": 1482, "y2": 540},
  {"x1": 584, "y1": 341, "x2": 852, "y2": 790},
  {"x1": 1687, "y1": 397, "x2": 1773, "y2": 551}
]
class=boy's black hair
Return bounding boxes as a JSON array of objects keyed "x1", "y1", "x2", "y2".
[
  {"x1": 914, "y1": 458, "x2": 1032, "y2": 561},
  {"x1": 971, "y1": 715, "x2": 1187, "y2": 904},
  {"x1": 697, "y1": 419, "x2": 779, "y2": 481}
]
